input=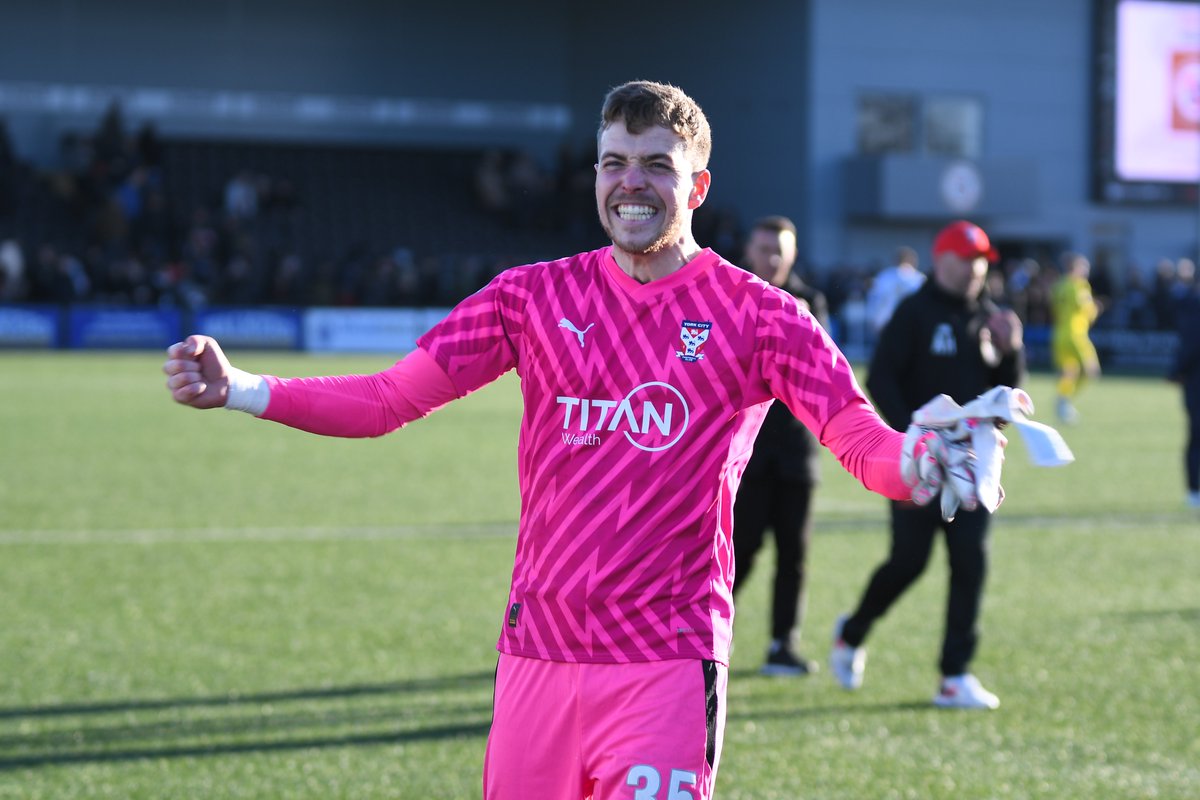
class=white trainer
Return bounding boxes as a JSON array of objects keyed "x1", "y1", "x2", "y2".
[
  {"x1": 1187, "y1": 491, "x2": 1200, "y2": 509},
  {"x1": 934, "y1": 674, "x2": 1000, "y2": 709},
  {"x1": 829, "y1": 615, "x2": 866, "y2": 690},
  {"x1": 1056, "y1": 397, "x2": 1079, "y2": 425}
]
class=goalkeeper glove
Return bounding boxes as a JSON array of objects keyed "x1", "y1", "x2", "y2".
[{"x1": 901, "y1": 392, "x2": 1012, "y2": 521}]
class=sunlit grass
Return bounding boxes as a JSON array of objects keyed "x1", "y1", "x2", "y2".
[{"x1": 1, "y1": 353, "x2": 1195, "y2": 799}]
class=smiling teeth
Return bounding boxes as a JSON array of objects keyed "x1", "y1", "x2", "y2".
[{"x1": 617, "y1": 204, "x2": 656, "y2": 220}]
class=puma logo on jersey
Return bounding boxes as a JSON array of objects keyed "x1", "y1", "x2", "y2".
[{"x1": 559, "y1": 317, "x2": 595, "y2": 348}]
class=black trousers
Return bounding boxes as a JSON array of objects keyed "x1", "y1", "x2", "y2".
[
  {"x1": 841, "y1": 501, "x2": 990, "y2": 677},
  {"x1": 1185, "y1": 382, "x2": 1200, "y2": 492},
  {"x1": 732, "y1": 474, "x2": 814, "y2": 643}
]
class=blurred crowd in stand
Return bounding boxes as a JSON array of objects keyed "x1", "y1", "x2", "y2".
[{"x1": 0, "y1": 107, "x2": 1195, "y2": 349}]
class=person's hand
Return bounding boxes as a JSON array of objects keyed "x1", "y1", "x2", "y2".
[
  {"x1": 902, "y1": 423, "x2": 985, "y2": 521},
  {"x1": 163, "y1": 335, "x2": 233, "y2": 409},
  {"x1": 900, "y1": 424, "x2": 947, "y2": 507},
  {"x1": 902, "y1": 392, "x2": 1015, "y2": 521},
  {"x1": 986, "y1": 309, "x2": 1023, "y2": 354}
]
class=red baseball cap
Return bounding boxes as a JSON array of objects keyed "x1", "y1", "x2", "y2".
[{"x1": 933, "y1": 220, "x2": 999, "y2": 262}]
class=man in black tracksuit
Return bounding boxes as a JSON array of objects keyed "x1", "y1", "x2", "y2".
[
  {"x1": 733, "y1": 215, "x2": 830, "y2": 675},
  {"x1": 830, "y1": 220, "x2": 1025, "y2": 709}
]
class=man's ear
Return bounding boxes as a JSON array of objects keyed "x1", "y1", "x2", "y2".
[{"x1": 688, "y1": 170, "x2": 711, "y2": 209}]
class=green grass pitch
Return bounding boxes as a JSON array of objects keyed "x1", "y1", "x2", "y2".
[{"x1": 0, "y1": 351, "x2": 1196, "y2": 799}]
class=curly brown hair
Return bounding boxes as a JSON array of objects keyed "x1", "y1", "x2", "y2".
[{"x1": 598, "y1": 80, "x2": 712, "y2": 170}]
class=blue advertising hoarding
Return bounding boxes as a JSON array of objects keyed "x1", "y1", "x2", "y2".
[
  {"x1": 67, "y1": 307, "x2": 181, "y2": 350},
  {"x1": 192, "y1": 308, "x2": 303, "y2": 350},
  {"x1": 0, "y1": 304, "x2": 60, "y2": 348},
  {"x1": 303, "y1": 307, "x2": 449, "y2": 354}
]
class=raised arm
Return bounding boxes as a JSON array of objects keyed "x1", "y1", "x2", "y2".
[{"x1": 163, "y1": 335, "x2": 459, "y2": 438}]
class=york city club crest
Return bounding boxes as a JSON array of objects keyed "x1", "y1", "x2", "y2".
[{"x1": 676, "y1": 320, "x2": 711, "y2": 362}]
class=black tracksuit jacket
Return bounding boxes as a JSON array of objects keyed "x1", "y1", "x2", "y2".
[{"x1": 867, "y1": 281, "x2": 1025, "y2": 431}]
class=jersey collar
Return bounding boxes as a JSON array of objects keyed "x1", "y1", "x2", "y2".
[{"x1": 600, "y1": 246, "x2": 720, "y2": 300}]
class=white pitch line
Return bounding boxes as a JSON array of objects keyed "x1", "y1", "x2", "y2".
[
  {"x1": 816, "y1": 512, "x2": 1189, "y2": 533},
  {"x1": 988, "y1": 512, "x2": 1190, "y2": 529},
  {"x1": 0, "y1": 523, "x2": 517, "y2": 545},
  {"x1": 0, "y1": 512, "x2": 1188, "y2": 546}
]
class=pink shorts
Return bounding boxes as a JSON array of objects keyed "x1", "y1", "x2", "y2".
[{"x1": 483, "y1": 654, "x2": 728, "y2": 800}]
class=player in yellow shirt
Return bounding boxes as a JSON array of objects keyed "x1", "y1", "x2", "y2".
[{"x1": 1050, "y1": 252, "x2": 1101, "y2": 423}]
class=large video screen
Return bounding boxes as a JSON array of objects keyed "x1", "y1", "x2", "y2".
[{"x1": 1094, "y1": 0, "x2": 1200, "y2": 203}]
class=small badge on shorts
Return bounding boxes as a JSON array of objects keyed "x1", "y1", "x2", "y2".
[{"x1": 507, "y1": 602, "x2": 521, "y2": 628}]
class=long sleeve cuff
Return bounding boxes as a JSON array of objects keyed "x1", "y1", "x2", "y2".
[{"x1": 225, "y1": 367, "x2": 270, "y2": 416}]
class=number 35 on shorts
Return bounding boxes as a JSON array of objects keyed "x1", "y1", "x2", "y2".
[{"x1": 626, "y1": 765, "x2": 699, "y2": 799}]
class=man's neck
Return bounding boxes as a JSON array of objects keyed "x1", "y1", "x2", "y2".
[{"x1": 612, "y1": 241, "x2": 703, "y2": 284}]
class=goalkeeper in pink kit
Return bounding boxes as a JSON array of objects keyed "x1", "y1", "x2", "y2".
[{"x1": 164, "y1": 81, "x2": 1006, "y2": 799}]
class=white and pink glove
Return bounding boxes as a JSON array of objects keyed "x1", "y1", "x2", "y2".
[{"x1": 900, "y1": 387, "x2": 1073, "y2": 522}]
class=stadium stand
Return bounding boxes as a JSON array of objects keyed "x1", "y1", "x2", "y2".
[{"x1": 3, "y1": 112, "x2": 597, "y2": 309}]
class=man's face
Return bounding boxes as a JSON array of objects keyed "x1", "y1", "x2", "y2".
[
  {"x1": 744, "y1": 227, "x2": 797, "y2": 287},
  {"x1": 934, "y1": 252, "x2": 989, "y2": 299},
  {"x1": 594, "y1": 123, "x2": 708, "y2": 256}
]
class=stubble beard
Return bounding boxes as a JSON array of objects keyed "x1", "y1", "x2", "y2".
[
  {"x1": 599, "y1": 205, "x2": 684, "y2": 257},
  {"x1": 597, "y1": 187, "x2": 686, "y2": 253}
]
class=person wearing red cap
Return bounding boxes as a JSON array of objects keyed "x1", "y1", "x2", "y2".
[{"x1": 830, "y1": 219, "x2": 1025, "y2": 710}]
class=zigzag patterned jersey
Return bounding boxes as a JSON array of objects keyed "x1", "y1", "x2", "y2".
[{"x1": 418, "y1": 246, "x2": 866, "y2": 665}]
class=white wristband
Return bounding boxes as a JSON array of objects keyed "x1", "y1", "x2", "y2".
[{"x1": 224, "y1": 367, "x2": 270, "y2": 416}]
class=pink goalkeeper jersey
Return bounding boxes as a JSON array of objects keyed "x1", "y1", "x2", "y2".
[{"x1": 416, "y1": 246, "x2": 867, "y2": 666}]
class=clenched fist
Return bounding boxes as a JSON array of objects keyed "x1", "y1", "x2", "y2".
[{"x1": 162, "y1": 335, "x2": 233, "y2": 409}]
